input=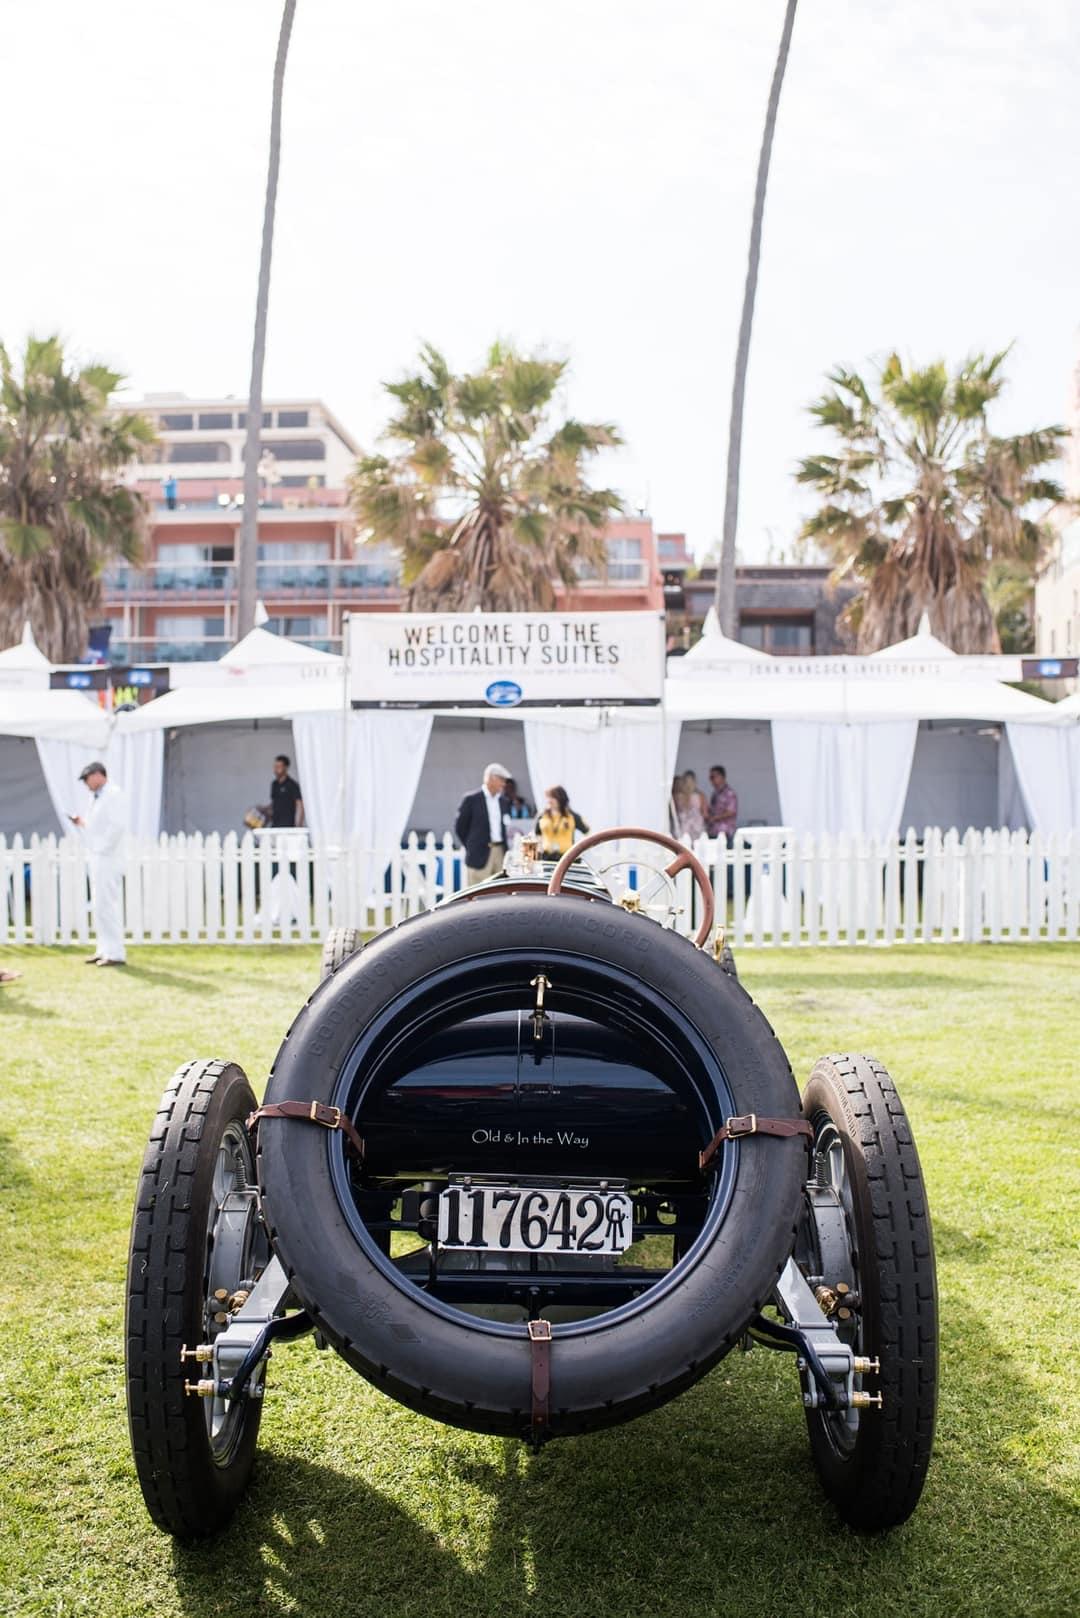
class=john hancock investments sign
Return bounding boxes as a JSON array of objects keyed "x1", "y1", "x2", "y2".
[{"x1": 349, "y1": 612, "x2": 665, "y2": 708}]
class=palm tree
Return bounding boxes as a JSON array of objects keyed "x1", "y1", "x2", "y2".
[
  {"x1": 349, "y1": 342, "x2": 624, "y2": 611},
  {"x1": 0, "y1": 336, "x2": 155, "y2": 660},
  {"x1": 236, "y1": 0, "x2": 297, "y2": 639},
  {"x1": 714, "y1": 0, "x2": 799, "y2": 636},
  {"x1": 795, "y1": 351, "x2": 1067, "y2": 651}
]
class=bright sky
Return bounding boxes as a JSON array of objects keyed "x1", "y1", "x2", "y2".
[{"x1": 3, "y1": 0, "x2": 1078, "y2": 561}]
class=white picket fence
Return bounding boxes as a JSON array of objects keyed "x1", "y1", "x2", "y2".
[{"x1": 1, "y1": 828, "x2": 1078, "y2": 949}]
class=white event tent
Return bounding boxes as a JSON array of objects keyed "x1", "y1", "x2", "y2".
[
  {"x1": 3, "y1": 614, "x2": 1077, "y2": 845},
  {"x1": 1002, "y1": 681, "x2": 1080, "y2": 836},
  {"x1": 0, "y1": 623, "x2": 52, "y2": 692},
  {"x1": 666, "y1": 613, "x2": 1062, "y2": 837},
  {"x1": 119, "y1": 622, "x2": 676, "y2": 845}
]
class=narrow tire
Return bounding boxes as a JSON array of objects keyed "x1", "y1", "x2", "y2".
[
  {"x1": 125, "y1": 1058, "x2": 264, "y2": 1539},
  {"x1": 320, "y1": 926, "x2": 362, "y2": 982},
  {"x1": 800, "y1": 1053, "x2": 938, "y2": 1530}
]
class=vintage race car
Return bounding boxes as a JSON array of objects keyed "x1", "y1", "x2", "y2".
[{"x1": 125, "y1": 827, "x2": 938, "y2": 1539}]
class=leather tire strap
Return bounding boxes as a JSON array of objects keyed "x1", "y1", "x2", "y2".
[
  {"x1": 527, "y1": 1319, "x2": 552, "y2": 1447},
  {"x1": 247, "y1": 1100, "x2": 366, "y2": 1162},
  {"x1": 699, "y1": 1113, "x2": 813, "y2": 1173}
]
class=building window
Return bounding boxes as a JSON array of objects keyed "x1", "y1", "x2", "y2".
[
  {"x1": 606, "y1": 536, "x2": 643, "y2": 582},
  {"x1": 739, "y1": 616, "x2": 814, "y2": 654},
  {"x1": 768, "y1": 621, "x2": 813, "y2": 651},
  {"x1": 154, "y1": 615, "x2": 226, "y2": 638},
  {"x1": 280, "y1": 473, "x2": 325, "y2": 487},
  {"x1": 237, "y1": 411, "x2": 272, "y2": 428},
  {"x1": 276, "y1": 409, "x2": 309, "y2": 428},
  {"x1": 267, "y1": 615, "x2": 328, "y2": 638},
  {"x1": 260, "y1": 438, "x2": 326, "y2": 462},
  {"x1": 157, "y1": 543, "x2": 234, "y2": 564},
  {"x1": 256, "y1": 541, "x2": 331, "y2": 561},
  {"x1": 154, "y1": 544, "x2": 233, "y2": 589},
  {"x1": 167, "y1": 441, "x2": 232, "y2": 463},
  {"x1": 159, "y1": 412, "x2": 194, "y2": 430},
  {"x1": 198, "y1": 411, "x2": 234, "y2": 429},
  {"x1": 157, "y1": 544, "x2": 205, "y2": 565}
]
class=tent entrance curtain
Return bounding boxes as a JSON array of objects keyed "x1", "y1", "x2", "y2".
[
  {"x1": 771, "y1": 719, "x2": 918, "y2": 839},
  {"x1": 523, "y1": 712, "x2": 679, "y2": 833},
  {"x1": 35, "y1": 731, "x2": 164, "y2": 842},
  {"x1": 1005, "y1": 722, "x2": 1080, "y2": 836},
  {"x1": 293, "y1": 710, "x2": 434, "y2": 846}
]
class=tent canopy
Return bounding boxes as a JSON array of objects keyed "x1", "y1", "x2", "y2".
[
  {"x1": 0, "y1": 623, "x2": 52, "y2": 691},
  {"x1": 218, "y1": 626, "x2": 340, "y2": 668},
  {"x1": 0, "y1": 622, "x2": 51, "y2": 669},
  {"x1": 676, "y1": 606, "x2": 773, "y2": 666},
  {"x1": 664, "y1": 670, "x2": 1048, "y2": 723},
  {"x1": 1047, "y1": 689, "x2": 1080, "y2": 721},
  {"x1": 869, "y1": 612, "x2": 955, "y2": 661},
  {"x1": 0, "y1": 687, "x2": 110, "y2": 743},
  {"x1": 119, "y1": 678, "x2": 345, "y2": 731}
]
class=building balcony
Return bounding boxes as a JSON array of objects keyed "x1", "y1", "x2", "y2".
[
  {"x1": 136, "y1": 493, "x2": 349, "y2": 515},
  {"x1": 109, "y1": 636, "x2": 340, "y2": 663},
  {"x1": 571, "y1": 559, "x2": 651, "y2": 586},
  {"x1": 102, "y1": 558, "x2": 402, "y2": 601}
]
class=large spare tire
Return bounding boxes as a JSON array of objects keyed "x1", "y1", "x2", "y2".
[{"x1": 257, "y1": 897, "x2": 806, "y2": 1440}]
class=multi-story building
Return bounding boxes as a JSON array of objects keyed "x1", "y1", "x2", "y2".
[
  {"x1": 103, "y1": 395, "x2": 666, "y2": 658},
  {"x1": 1034, "y1": 517, "x2": 1080, "y2": 691},
  {"x1": 670, "y1": 564, "x2": 857, "y2": 655},
  {"x1": 555, "y1": 516, "x2": 667, "y2": 614},
  {"x1": 103, "y1": 394, "x2": 393, "y2": 659}
]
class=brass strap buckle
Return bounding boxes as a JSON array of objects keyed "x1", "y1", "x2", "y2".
[
  {"x1": 726, "y1": 1113, "x2": 757, "y2": 1138},
  {"x1": 310, "y1": 1101, "x2": 342, "y2": 1129}
]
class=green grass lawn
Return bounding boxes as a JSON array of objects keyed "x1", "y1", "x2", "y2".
[{"x1": 1, "y1": 942, "x2": 1077, "y2": 1618}]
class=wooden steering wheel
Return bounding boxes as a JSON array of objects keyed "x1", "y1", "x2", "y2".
[{"x1": 546, "y1": 826, "x2": 716, "y2": 950}]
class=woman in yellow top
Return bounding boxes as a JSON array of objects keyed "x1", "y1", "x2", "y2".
[{"x1": 536, "y1": 785, "x2": 590, "y2": 857}]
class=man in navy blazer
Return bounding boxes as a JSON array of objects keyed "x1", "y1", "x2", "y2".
[{"x1": 455, "y1": 763, "x2": 512, "y2": 885}]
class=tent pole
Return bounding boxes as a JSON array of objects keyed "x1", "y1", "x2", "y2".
[{"x1": 340, "y1": 611, "x2": 350, "y2": 850}]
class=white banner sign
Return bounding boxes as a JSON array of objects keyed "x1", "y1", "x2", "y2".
[
  {"x1": 349, "y1": 611, "x2": 666, "y2": 708},
  {"x1": 667, "y1": 654, "x2": 1029, "y2": 683}
]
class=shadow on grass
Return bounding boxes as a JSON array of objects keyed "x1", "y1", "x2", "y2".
[
  {"x1": 0, "y1": 994, "x2": 57, "y2": 1020},
  {"x1": 121, "y1": 964, "x2": 222, "y2": 994},
  {"x1": 743, "y1": 970, "x2": 996, "y2": 995},
  {"x1": 0, "y1": 1130, "x2": 32, "y2": 1192},
  {"x1": 167, "y1": 1299, "x2": 1073, "y2": 1618}
]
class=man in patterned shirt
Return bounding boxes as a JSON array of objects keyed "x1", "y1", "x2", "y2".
[{"x1": 706, "y1": 765, "x2": 738, "y2": 842}]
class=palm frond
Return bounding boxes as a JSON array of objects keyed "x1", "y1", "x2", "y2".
[
  {"x1": 352, "y1": 342, "x2": 623, "y2": 610},
  {"x1": 795, "y1": 345, "x2": 1063, "y2": 652}
]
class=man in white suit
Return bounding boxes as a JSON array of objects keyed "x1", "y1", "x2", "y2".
[{"x1": 71, "y1": 762, "x2": 128, "y2": 967}]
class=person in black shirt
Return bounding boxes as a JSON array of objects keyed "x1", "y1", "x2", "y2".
[{"x1": 268, "y1": 754, "x2": 304, "y2": 828}]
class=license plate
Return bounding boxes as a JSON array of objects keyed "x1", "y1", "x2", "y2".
[{"x1": 437, "y1": 1183, "x2": 634, "y2": 1257}]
